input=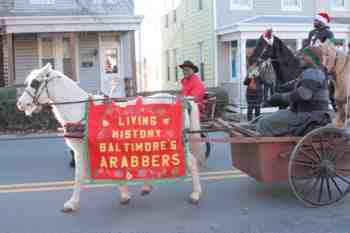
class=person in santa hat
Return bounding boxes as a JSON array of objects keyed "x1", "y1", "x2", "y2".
[
  {"x1": 304, "y1": 12, "x2": 338, "y2": 111},
  {"x1": 304, "y1": 12, "x2": 336, "y2": 48}
]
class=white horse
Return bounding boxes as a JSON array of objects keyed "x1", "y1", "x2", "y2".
[{"x1": 17, "y1": 63, "x2": 206, "y2": 212}]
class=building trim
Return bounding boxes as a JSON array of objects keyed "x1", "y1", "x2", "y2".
[{"x1": 2, "y1": 15, "x2": 143, "y2": 34}]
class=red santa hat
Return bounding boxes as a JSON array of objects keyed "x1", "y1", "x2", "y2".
[{"x1": 315, "y1": 12, "x2": 331, "y2": 26}]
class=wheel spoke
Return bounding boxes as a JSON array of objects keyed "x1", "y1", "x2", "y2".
[
  {"x1": 293, "y1": 173, "x2": 319, "y2": 181},
  {"x1": 299, "y1": 148, "x2": 319, "y2": 163},
  {"x1": 336, "y1": 168, "x2": 350, "y2": 173},
  {"x1": 326, "y1": 176, "x2": 332, "y2": 201},
  {"x1": 318, "y1": 177, "x2": 325, "y2": 203},
  {"x1": 330, "y1": 175, "x2": 344, "y2": 196},
  {"x1": 317, "y1": 134, "x2": 326, "y2": 157},
  {"x1": 293, "y1": 160, "x2": 318, "y2": 168},
  {"x1": 335, "y1": 173, "x2": 350, "y2": 185},
  {"x1": 308, "y1": 140, "x2": 322, "y2": 161},
  {"x1": 302, "y1": 175, "x2": 321, "y2": 200}
]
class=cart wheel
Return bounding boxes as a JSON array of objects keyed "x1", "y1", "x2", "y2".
[{"x1": 289, "y1": 127, "x2": 350, "y2": 207}]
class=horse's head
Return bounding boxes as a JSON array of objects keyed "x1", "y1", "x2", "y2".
[
  {"x1": 17, "y1": 63, "x2": 55, "y2": 116},
  {"x1": 247, "y1": 36, "x2": 276, "y2": 86},
  {"x1": 248, "y1": 36, "x2": 274, "y2": 69}
]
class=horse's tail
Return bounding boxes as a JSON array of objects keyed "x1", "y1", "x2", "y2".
[{"x1": 187, "y1": 101, "x2": 207, "y2": 166}]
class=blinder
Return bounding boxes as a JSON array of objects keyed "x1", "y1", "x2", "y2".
[{"x1": 30, "y1": 79, "x2": 42, "y2": 90}]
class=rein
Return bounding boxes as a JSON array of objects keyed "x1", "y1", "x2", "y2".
[{"x1": 25, "y1": 79, "x2": 51, "y2": 106}]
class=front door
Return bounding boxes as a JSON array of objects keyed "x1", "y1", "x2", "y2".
[{"x1": 99, "y1": 35, "x2": 124, "y2": 97}]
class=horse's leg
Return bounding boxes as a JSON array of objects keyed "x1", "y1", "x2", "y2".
[
  {"x1": 141, "y1": 183, "x2": 154, "y2": 196},
  {"x1": 187, "y1": 152, "x2": 202, "y2": 205},
  {"x1": 335, "y1": 106, "x2": 346, "y2": 128},
  {"x1": 63, "y1": 141, "x2": 83, "y2": 212},
  {"x1": 118, "y1": 185, "x2": 131, "y2": 205}
]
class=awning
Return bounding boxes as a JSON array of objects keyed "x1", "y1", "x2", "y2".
[
  {"x1": 1, "y1": 15, "x2": 143, "y2": 34},
  {"x1": 216, "y1": 15, "x2": 349, "y2": 42}
]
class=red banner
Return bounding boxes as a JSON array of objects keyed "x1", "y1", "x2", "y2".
[{"x1": 84, "y1": 97, "x2": 187, "y2": 183}]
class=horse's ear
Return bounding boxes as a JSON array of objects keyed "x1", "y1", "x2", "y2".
[{"x1": 43, "y1": 63, "x2": 52, "y2": 73}]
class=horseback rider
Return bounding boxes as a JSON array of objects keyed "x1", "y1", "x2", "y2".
[
  {"x1": 304, "y1": 12, "x2": 337, "y2": 111},
  {"x1": 257, "y1": 46, "x2": 331, "y2": 136},
  {"x1": 304, "y1": 12, "x2": 336, "y2": 48}
]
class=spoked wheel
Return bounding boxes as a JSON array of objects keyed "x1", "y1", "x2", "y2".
[{"x1": 289, "y1": 127, "x2": 350, "y2": 207}]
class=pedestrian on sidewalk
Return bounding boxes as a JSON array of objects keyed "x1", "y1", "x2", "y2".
[{"x1": 244, "y1": 74, "x2": 264, "y2": 121}]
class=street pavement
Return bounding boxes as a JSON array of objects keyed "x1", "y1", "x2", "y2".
[{"x1": 0, "y1": 135, "x2": 350, "y2": 233}]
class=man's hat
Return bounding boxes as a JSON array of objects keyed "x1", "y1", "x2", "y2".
[
  {"x1": 179, "y1": 60, "x2": 199, "y2": 73},
  {"x1": 303, "y1": 46, "x2": 323, "y2": 66},
  {"x1": 315, "y1": 12, "x2": 331, "y2": 26}
]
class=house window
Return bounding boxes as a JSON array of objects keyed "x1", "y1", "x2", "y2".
[
  {"x1": 63, "y1": 38, "x2": 72, "y2": 78},
  {"x1": 198, "y1": 42, "x2": 205, "y2": 81},
  {"x1": 230, "y1": 0, "x2": 253, "y2": 10},
  {"x1": 173, "y1": 9, "x2": 177, "y2": 23},
  {"x1": 173, "y1": 49, "x2": 178, "y2": 81},
  {"x1": 30, "y1": 0, "x2": 54, "y2": 4},
  {"x1": 41, "y1": 37, "x2": 55, "y2": 69},
  {"x1": 281, "y1": 0, "x2": 302, "y2": 11},
  {"x1": 198, "y1": 0, "x2": 203, "y2": 10},
  {"x1": 331, "y1": 0, "x2": 348, "y2": 10},
  {"x1": 165, "y1": 14, "x2": 169, "y2": 28},
  {"x1": 166, "y1": 51, "x2": 170, "y2": 81}
]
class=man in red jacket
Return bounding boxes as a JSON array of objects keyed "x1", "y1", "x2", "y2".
[{"x1": 179, "y1": 60, "x2": 206, "y2": 114}]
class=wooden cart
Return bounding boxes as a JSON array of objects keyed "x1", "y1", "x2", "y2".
[{"x1": 202, "y1": 119, "x2": 350, "y2": 207}]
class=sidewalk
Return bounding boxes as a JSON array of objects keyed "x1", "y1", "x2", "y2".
[{"x1": 0, "y1": 131, "x2": 63, "y2": 141}]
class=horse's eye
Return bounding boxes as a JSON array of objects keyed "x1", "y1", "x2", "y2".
[{"x1": 30, "y1": 80, "x2": 41, "y2": 89}]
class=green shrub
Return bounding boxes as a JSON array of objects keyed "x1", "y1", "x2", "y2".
[{"x1": 0, "y1": 87, "x2": 59, "y2": 133}]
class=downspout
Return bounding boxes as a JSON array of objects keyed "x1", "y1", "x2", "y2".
[
  {"x1": 0, "y1": 20, "x2": 5, "y2": 87},
  {"x1": 212, "y1": 0, "x2": 218, "y2": 87}
]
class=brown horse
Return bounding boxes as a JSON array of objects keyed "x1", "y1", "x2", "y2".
[{"x1": 320, "y1": 41, "x2": 350, "y2": 128}]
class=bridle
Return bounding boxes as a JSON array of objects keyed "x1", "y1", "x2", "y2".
[{"x1": 24, "y1": 74, "x2": 56, "y2": 107}]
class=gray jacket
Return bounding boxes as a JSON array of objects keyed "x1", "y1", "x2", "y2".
[{"x1": 286, "y1": 67, "x2": 329, "y2": 113}]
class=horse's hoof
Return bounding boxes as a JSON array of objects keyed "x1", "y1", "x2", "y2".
[
  {"x1": 61, "y1": 204, "x2": 78, "y2": 213},
  {"x1": 120, "y1": 198, "x2": 130, "y2": 205},
  {"x1": 62, "y1": 201, "x2": 79, "y2": 213},
  {"x1": 141, "y1": 189, "x2": 152, "y2": 196},
  {"x1": 61, "y1": 207, "x2": 75, "y2": 213},
  {"x1": 188, "y1": 197, "x2": 200, "y2": 206},
  {"x1": 189, "y1": 193, "x2": 201, "y2": 205}
]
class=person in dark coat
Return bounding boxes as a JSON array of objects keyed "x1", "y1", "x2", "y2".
[
  {"x1": 244, "y1": 75, "x2": 264, "y2": 121},
  {"x1": 304, "y1": 12, "x2": 336, "y2": 48},
  {"x1": 303, "y1": 12, "x2": 337, "y2": 112},
  {"x1": 257, "y1": 46, "x2": 331, "y2": 136}
]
